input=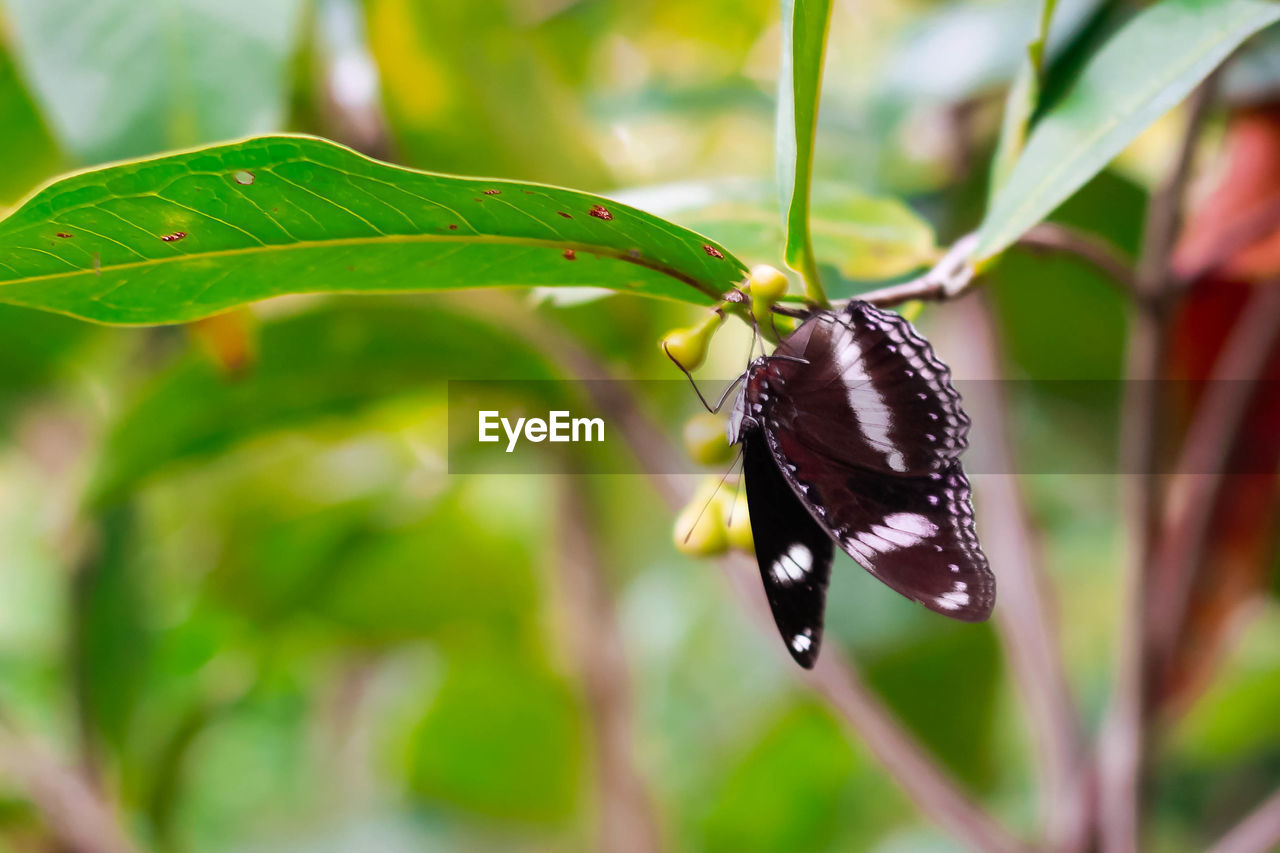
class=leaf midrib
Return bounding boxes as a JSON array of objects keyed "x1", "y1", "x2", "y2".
[{"x1": 0, "y1": 231, "x2": 725, "y2": 299}]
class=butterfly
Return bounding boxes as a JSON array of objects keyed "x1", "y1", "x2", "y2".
[{"x1": 725, "y1": 301, "x2": 995, "y2": 668}]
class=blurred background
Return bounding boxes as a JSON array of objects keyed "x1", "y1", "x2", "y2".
[{"x1": 0, "y1": 0, "x2": 1277, "y2": 851}]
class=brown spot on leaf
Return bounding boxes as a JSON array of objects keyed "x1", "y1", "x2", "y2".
[
  {"x1": 702, "y1": 244, "x2": 724, "y2": 259},
  {"x1": 448, "y1": 224, "x2": 459, "y2": 230},
  {"x1": 56, "y1": 232, "x2": 72, "y2": 239},
  {"x1": 563, "y1": 249, "x2": 577, "y2": 261},
  {"x1": 627, "y1": 249, "x2": 641, "y2": 260},
  {"x1": 557, "y1": 211, "x2": 572, "y2": 219},
  {"x1": 233, "y1": 170, "x2": 255, "y2": 185},
  {"x1": 160, "y1": 231, "x2": 187, "y2": 242},
  {"x1": 483, "y1": 189, "x2": 501, "y2": 195},
  {"x1": 588, "y1": 204, "x2": 613, "y2": 221}
]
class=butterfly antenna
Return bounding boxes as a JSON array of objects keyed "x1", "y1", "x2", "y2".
[
  {"x1": 663, "y1": 343, "x2": 716, "y2": 413},
  {"x1": 721, "y1": 447, "x2": 746, "y2": 528},
  {"x1": 682, "y1": 449, "x2": 745, "y2": 544},
  {"x1": 765, "y1": 353, "x2": 810, "y2": 366},
  {"x1": 665, "y1": 342, "x2": 747, "y2": 415}
]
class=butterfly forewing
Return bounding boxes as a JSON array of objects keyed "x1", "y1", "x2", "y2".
[
  {"x1": 741, "y1": 431, "x2": 834, "y2": 668},
  {"x1": 766, "y1": 303, "x2": 969, "y2": 476}
]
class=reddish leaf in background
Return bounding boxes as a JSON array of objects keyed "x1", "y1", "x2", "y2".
[{"x1": 1160, "y1": 104, "x2": 1280, "y2": 710}]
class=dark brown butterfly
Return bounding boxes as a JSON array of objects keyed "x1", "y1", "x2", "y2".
[{"x1": 726, "y1": 301, "x2": 994, "y2": 667}]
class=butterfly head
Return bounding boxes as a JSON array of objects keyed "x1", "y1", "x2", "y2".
[{"x1": 726, "y1": 357, "x2": 773, "y2": 445}]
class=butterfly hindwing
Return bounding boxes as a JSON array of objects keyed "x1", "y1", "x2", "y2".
[
  {"x1": 742, "y1": 430, "x2": 834, "y2": 668},
  {"x1": 765, "y1": 423, "x2": 994, "y2": 621}
]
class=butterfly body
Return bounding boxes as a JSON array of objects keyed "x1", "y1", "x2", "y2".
[{"x1": 729, "y1": 301, "x2": 994, "y2": 668}]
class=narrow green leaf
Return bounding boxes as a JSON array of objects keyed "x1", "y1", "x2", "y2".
[
  {"x1": 0, "y1": 39, "x2": 64, "y2": 205},
  {"x1": 74, "y1": 503, "x2": 149, "y2": 754},
  {"x1": 0, "y1": 136, "x2": 744, "y2": 324},
  {"x1": 776, "y1": 0, "x2": 833, "y2": 304},
  {"x1": 3, "y1": 0, "x2": 306, "y2": 164},
  {"x1": 976, "y1": 0, "x2": 1280, "y2": 260},
  {"x1": 988, "y1": 0, "x2": 1059, "y2": 196}
]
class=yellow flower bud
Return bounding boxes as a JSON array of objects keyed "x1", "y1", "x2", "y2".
[
  {"x1": 683, "y1": 413, "x2": 734, "y2": 466},
  {"x1": 660, "y1": 311, "x2": 724, "y2": 372},
  {"x1": 673, "y1": 490, "x2": 730, "y2": 557},
  {"x1": 725, "y1": 489, "x2": 754, "y2": 552},
  {"x1": 748, "y1": 264, "x2": 789, "y2": 302}
]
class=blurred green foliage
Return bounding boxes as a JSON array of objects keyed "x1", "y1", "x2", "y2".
[{"x1": 0, "y1": 1, "x2": 1275, "y2": 852}]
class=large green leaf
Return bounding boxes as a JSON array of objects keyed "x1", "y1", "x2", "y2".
[
  {"x1": 976, "y1": 0, "x2": 1280, "y2": 260},
  {"x1": 776, "y1": 0, "x2": 833, "y2": 301},
  {"x1": 0, "y1": 136, "x2": 743, "y2": 324},
  {"x1": 2, "y1": 0, "x2": 305, "y2": 164}
]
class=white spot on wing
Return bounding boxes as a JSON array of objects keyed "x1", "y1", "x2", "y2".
[
  {"x1": 935, "y1": 590, "x2": 971, "y2": 610},
  {"x1": 792, "y1": 632, "x2": 813, "y2": 653},
  {"x1": 832, "y1": 323, "x2": 907, "y2": 471},
  {"x1": 884, "y1": 512, "x2": 938, "y2": 537},
  {"x1": 771, "y1": 542, "x2": 813, "y2": 584}
]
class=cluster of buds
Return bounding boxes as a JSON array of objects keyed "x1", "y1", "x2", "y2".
[{"x1": 662, "y1": 264, "x2": 793, "y2": 557}]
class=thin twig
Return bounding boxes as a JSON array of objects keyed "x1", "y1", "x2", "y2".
[
  {"x1": 1098, "y1": 72, "x2": 1222, "y2": 853},
  {"x1": 824, "y1": 223, "x2": 1135, "y2": 313},
  {"x1": 1149, "y1": 282, "x2": 1280, "y2": 689},
  {"x1": 757, "y1": 223, "x2": 1134, "y2": 324},
  {"x1": 0, "y1": 716, "x2": 142, "y2": 853},
  {"x1": 1207, "y1": 788, "x2": 1280, "y2": 853},
  {"x1": 556, "y1": 478, "x2": 663, "y2": 853},
  {"x1": 944, "y1": 297, "x2": 1089, "y2": 853},
  {"x1": 836, "y1": 234, "x2": 980, "y2": 309},
  {"x1": 477, "y1": 292, "x2": 1029, "y2": 853},
  {"x1": 1019, "y1": 223, "x2": 1137, "y2": 294}
]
